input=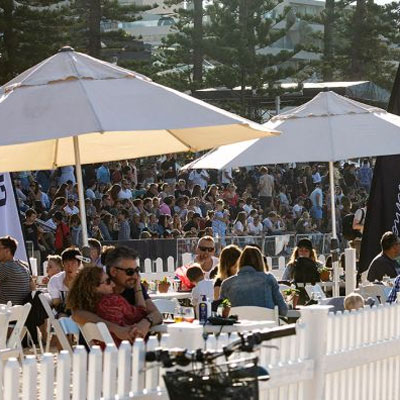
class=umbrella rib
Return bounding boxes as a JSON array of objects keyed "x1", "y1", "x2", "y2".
[
  {"x1": 166, "y1": 129, "x2": 192, "y2": 151},
  {"x1": 53, "y1": 138, "x2": 59, "y2": 168}
]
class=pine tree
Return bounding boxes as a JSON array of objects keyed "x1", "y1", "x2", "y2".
[
  {"x1": 203, "y1": 0, "x2": 298, "y2": 120},
  {"x1": 0, "y1": 0, "x2": 68, "y2": 83},
  {"x1": 68, "y1": 0, "x2": 152, "y2": 58}
]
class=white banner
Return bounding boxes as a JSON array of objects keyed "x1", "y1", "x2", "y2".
[{"x1": 0, "y1": 173, "x2": 28, "y2": 262}]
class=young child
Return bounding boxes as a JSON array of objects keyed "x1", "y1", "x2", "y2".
[
  {"x1": 344, "y1": 293, "x2": 365, "y2": 311},
  {"x1": 186, "y1": 264, "x2": 214, "y2": 314},
  {"x1": 212, "y1": 199, "x2": 229, "y2": 245}
]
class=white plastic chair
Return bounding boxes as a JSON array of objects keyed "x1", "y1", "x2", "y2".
[
  {"x1": 7, "y1": 303, "x2": 32, "y2": 358},
  {"x1": 305, "y1": 284, "x2": 327, "y2": 301},
  {"x1": 79, "y1": 322, "x2": 115, "y2": 346},
  {"x1": 229, "y1": 306, "x2": 279, "y2": 325},
  {"x1": 359, "y1": 284, "x2": 391, "y2": 304},
  {"x1": 39, "y1": 293, "x2": 75, "y2": 353}
]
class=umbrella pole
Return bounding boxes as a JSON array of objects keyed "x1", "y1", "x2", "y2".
[
  {"x1": 73, "y1": 136, "x2": 89, "y2": 248},
  {"x1": 329, "y1": 161, "x2": 340, "y2": 297}
]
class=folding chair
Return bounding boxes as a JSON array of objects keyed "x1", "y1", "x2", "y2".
[
  {"x1": 79, "y1": 322, "x2": 115, "y2": 346},
  {"x1": 38, "y1": 293, "x2": 75, "y2": 353},
  {"x1": 7, "y1": 303, "x2": 32, "y2": 359}
]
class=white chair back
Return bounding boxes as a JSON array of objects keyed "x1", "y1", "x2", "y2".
[
  {"x1": 229, "y1": 306, "x2": 279, "y2": 325},
  {"x1": 359, "y1": 284, "x2": 391, "y2": 304},
  {"x1": 80, "y1": 322, "x2": 114, "y2": 346},
  {"x1": 0, "y1": 309, "x2": 11, "y2": 349},
  {"x1": 39, "y1": 293, "x2": 73, "y2": 353},
  {"x1": 7, "y1": 303, "x2": 32, "y2": 351},
  {"x1": 305, "y1": 284, "x2": 327, "y2": 300}
]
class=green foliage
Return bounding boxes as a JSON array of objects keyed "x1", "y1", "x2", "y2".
[{"x1": 0, "y1": 0, "x2": 69, "y2": 83}]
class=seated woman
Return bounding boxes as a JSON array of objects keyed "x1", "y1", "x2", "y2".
[
  {"x1": 282, "y1": 238, "x2": 322, "y2": 283},
  {"x1": 67, "y1": 266, "x2": 147, "y2": 346},
  {"x1": 282, "y1": 238, "x2": 322, "y2": 305},
  {"x1": 214, "y1": 245, "x2": 242, "y2": 300},
  {"x1": 220, "y1": 246, "x2": 288, "y2": 316}
]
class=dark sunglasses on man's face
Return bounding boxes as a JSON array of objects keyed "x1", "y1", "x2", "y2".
[
  {"x1": 198, "y1": 246, "x2": 214, "y2": 252},
  {"x1": 113, "y1": 266, "x2": 140, "y2": 276}
]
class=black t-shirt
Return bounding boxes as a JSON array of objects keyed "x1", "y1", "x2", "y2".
[
  {"x1": 175, "y1": 189, "x2": 191, "y2": 198},
  {"x1": 121, "y1": 284, "x2": 150, "y2": 305},
  {"x1": 24, "y1": 222, "x2": 39, "y2": 250}
]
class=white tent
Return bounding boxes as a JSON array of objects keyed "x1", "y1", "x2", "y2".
[
  {"x1": 184, "y1": 91, "x2": 400, "y2": 295},
  {"x1": 0, "y1": 46, "x2": 278, "y2": 246}
]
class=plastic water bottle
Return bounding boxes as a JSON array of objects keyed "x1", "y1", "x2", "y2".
[{"x1": 198, "y1": 295, "x2": 211, "y2": 324}]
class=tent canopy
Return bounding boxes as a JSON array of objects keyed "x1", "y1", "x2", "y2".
[{"x1": 184, "y1": 91, "x2": 400, "y2": 170}]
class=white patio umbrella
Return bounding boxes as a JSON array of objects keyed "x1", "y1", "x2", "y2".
[
  {"x1": 184, "y1": 91, "x2": 400, "y2": 295},
  {"x1": 0, "y1": 46, "x2": 279, "y2": 246}
]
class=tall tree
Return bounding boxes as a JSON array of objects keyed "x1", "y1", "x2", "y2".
[
  {"x1": 0, "y1": 0, "x2": 68, "y2": 83},
  {"x1": 204, "y1": 0, "x2": 297, "y2": 119},
  {"x1": 68, "y1": 0, "x2": 151, "y2": 58},
  {"x1": 192, "y1": 0, "x2": 203, "y2": 83}
]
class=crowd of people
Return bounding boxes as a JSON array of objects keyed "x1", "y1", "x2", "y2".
[
  {"x1": 16, "y1": 155, "x2": 372, "y2": 263},
  {"x1": 1, "y1": 221, "x2": 400, "y2": 351}
]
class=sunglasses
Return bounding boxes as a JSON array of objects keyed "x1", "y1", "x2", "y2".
[
  {"x1": 113, "y1": 266, "x2": 140, "y2": 276},
  {"x1": 198, "y1": 246, "x2": 214, "y2": 252},
  {"x1": 99, "y1": 278, "x2": 112, "y2": 285}
]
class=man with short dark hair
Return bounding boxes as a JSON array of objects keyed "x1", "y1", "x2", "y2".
[
  {"x1": 73, "y1": 246, "x2": 162, "y2": 340},
  {"x1": 48, "y1": 247, "x2": 81, "y2": 310},
  {"x1": 367, "y1": 231, "x2": 400, "y2": 282},
  {"x1": 0, "y1": 236, "x2": 32, "y2": 305}
]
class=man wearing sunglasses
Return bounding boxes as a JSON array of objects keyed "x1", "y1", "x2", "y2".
[
  {"x1": 194, "y1": 236, "x2": 219, "y2": 280},
  {"x1": 73, "y1": 246, "x2": 162, "y2": 341}
]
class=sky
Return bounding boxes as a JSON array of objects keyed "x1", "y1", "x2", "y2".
[{"x1": 375, "y1": 0, "x2": 397, "y2": 4}]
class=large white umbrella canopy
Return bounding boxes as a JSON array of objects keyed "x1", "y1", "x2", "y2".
[
  {"x1": 0, "y1": 46, "x2": 278, "y2": 172},
  {"x1": 0, "y1": 46, "x2": 278, "y2": 247},
  {"x1": 184, "y1": 91, "x2": 400, "y2": 296},
  {"x1": 184, "y1": 91, "x2": 400, "y2": 170}
]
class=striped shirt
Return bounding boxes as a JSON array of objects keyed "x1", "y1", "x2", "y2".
[{"x1": 0, "y1": 260, "x2": 31, "y2": 305}]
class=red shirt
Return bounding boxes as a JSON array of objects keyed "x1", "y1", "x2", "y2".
[{"x1": 96, "y1": 294, "x2": 147, "y2": 346}]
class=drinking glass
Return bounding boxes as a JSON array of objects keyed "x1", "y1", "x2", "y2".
[{"x1": 183, "y1": 307, "x2": 195, "y2": 323}]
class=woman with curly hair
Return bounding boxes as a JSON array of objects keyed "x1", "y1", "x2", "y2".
[{"x1": 67, "y1": 266, "x2": 147, "y2": 346}]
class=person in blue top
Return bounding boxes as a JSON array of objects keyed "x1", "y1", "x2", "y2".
[
  {"x1": 96, "y1": 163, "x2": 111, "y2": 185},
  {"x1": 220, "y1": 245, "x2": 288, "y2": 316}
]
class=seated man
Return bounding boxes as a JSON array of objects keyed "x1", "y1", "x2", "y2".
[
  {"x1": 72, "y1": 246, "x2": 162, "y2": 341},
  {"x1": 48, "y1": 247, "x2": 81, "y2": 314},
  {"x1": 0, "y1": 235, "x2": 32, "y2": 305},
  {"x1": 367, "y1": 231, "x2": 400, "y2": 282}
]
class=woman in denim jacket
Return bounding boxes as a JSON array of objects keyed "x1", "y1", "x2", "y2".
[{"x1": 220, "y1": 246, "x2": 288, "y2": 316}]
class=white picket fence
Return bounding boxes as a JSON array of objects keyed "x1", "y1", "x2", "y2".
[
  {"x1": 138, "y1": 254, "x2": 327, "y2": 281},
  {"x1": 3, "y1": 302, "x2": 400, "y2": 399}
]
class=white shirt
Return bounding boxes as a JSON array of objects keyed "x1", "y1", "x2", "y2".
[
  {"x1": 234, "y1": 221, "x2": 245, "y2": 234},
  {"x1": 118, "y1": 188, "x2": 132, "y2": 199},
  {"x1": 248, "y1": 221, "x2": 263, "y2": 235},
  {"x1": 243, "y1": 204, "x2": 253, "y2": 214},
  {"x1": 189, "y1": 170, "x2": 209, "y2": 190},
  {"x1": 48, "y1": 271, "x2": 68, "y2": 302},
  {"x1": 221, "y1": 168, "x2": 233, "y2": 184},
  {"x1": 191, "y1": 279, "x2": 214, "y2": 307},
  {"x1": 63, "y1": 205, "x2": 79, "y2": 216}
]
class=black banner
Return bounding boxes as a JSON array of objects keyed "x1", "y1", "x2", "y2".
[{"x1": 359, "y1": 65, "x2": 400, "y2": 272}]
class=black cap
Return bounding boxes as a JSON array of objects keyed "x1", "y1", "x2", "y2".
[{"x1": 297, "y1": 238, "x2": 313, "y2": 251}]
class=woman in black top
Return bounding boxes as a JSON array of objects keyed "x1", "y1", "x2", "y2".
[{"x1": 214, "y1": 244, "x2": 242, "y2": 299}]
